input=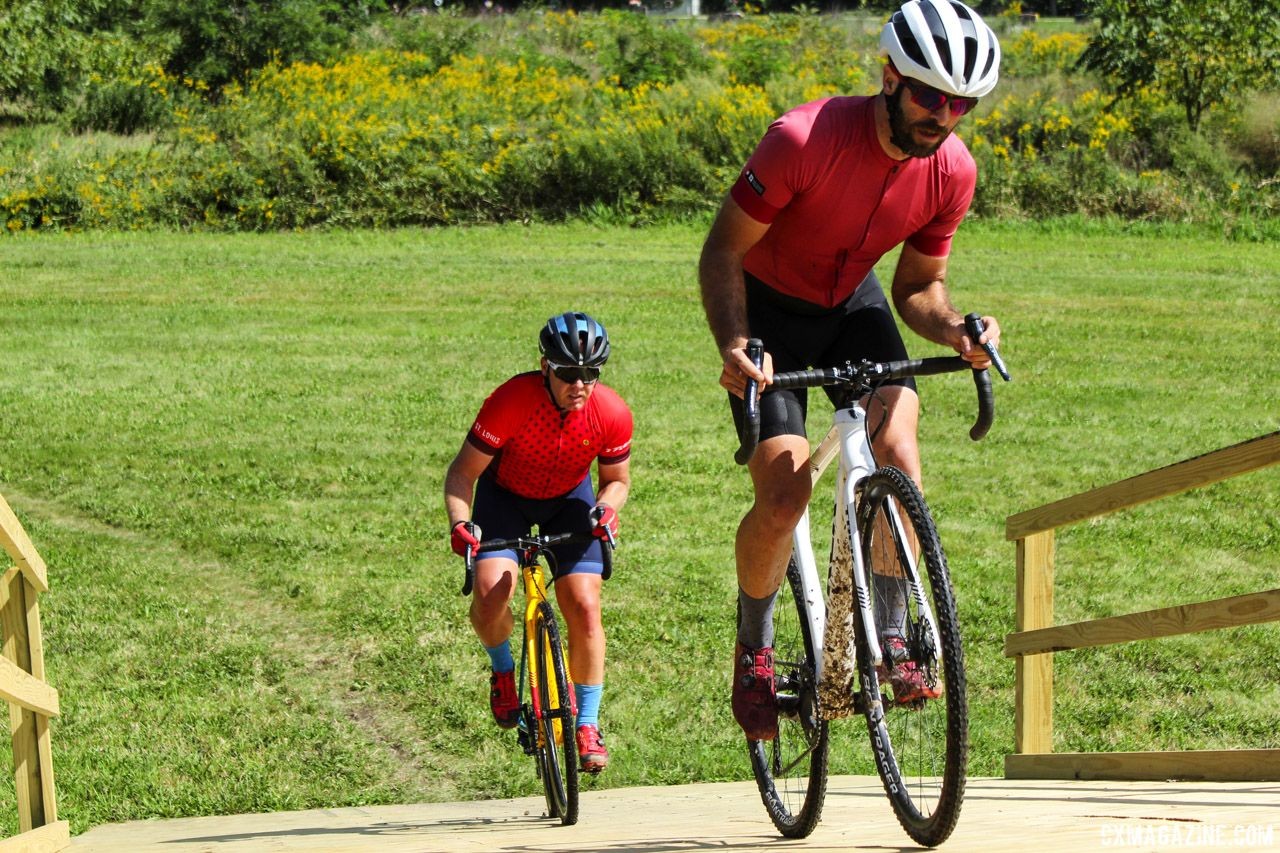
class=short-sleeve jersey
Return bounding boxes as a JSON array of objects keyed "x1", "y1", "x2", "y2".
[
  {"x1": 465, "y1": 372, "x2": 633, "y2": 500},
  {"x1": 729, "y1": 95, "x2": 977, "y2": 308}
]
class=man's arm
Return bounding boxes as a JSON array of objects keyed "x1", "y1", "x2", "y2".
[
  {"x1": 890, "y1": 243, "x2": 1000, "y2": 366},
  {"x1": 594, "y1": 458, "x2": 631, "y2": 513},
  {"x1": 698, "y1": 194, "x2": 773, "y2": 396},
  {"x1": 444, "y1": 440, "x2": 495, "y2": 528}
]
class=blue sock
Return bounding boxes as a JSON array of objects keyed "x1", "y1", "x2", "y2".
[
  {"x1": 485, "y1": 640, "x2": 514, "y2": 673},
  {"x1": 574, "y1": 683, "x2": 603, "y2": 728}
]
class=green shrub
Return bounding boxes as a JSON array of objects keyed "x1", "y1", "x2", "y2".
[
  {"x1": 72, "y1": 76, "x2": 172, "y2": 135},
  {"x1": 0, "y1": 0, "x2": 103, "y2": 115},
  {"x1": 1228, "y1": 93, "x2": 1280, "y2": 177},
  {"x1": 356, "y1": 10, "x2": 484, "y2": 74},
  {"x1": 590, "y1": 11, "x2": 710, "y2": 89},
  {"x1": 147, "y1": 0, "x2": 367, "y2": 93},
  {"x1": 0, "y1": 10, "x2": 1276, "y2": 235},
  {"x1": 1000, "y1": 29, "x2": 1089, "y2": 79}
]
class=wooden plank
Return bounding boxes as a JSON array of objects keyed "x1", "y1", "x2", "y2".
[
  {"x1": 0, "y1": 497, "x2": 47, "y2": 594},
  {"x1": 1007, "y1": 431, "x2": 1280, "y2": 541},
  {"x1": 1013, "y1": 531, "x2": 1054, "y2": 754},
  {"x1": 1, "y1": 572, "x2": 49, "y2": 831},
  {"x1": 0, "y1": 658, "x2": 58, "y2": 717},
  {"x1": 60, "y1": 776, "x2": 1280, "y2": 853},
  {"x1": 22, "y1": 582, "x2": 45, "y2": 684},
  {"x1": 19, "y1": 576, "x2": 56, "y2": 819},
  {"x1": 1, "y1": 571, "x2": 35, "y2": 833},
  {"x1": 0, "y1": 821, "x2": 69, "y2": 853},
  {"x1": 1005, "y1": 748, "x2": 1280, "y2": 782},
  {"x1": 35, "y1": 715, "x2": 56, "y2": 825},
  {"x1": 1006, "y1": 588, "x2": 1280, "y2": 657}
]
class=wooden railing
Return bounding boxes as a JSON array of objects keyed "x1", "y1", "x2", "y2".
[
  {"x1": 0, "y1": 494, "x2": 68, "y2": 851},
  {"x1": 1003, "y1": 431, "x2": 1280, "y2": 781}
]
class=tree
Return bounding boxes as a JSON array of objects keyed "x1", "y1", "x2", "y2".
[
  {"x1": 0, "y1": 0, "x2": 106, "y2": 113},
  {"x1": 1079, "y1": 0, "x2": 1280, "y2": 131},
  {"x1": 146, "y1": 0, "x2": 385, "y2": 94}
]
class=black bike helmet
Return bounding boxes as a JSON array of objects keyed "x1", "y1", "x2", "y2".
[{"x1": 538, "y1": 311, "x2": 611, "y2": 367}]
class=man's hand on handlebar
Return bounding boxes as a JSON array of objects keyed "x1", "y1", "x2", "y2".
[
  {"x1": 961, "y1": 313, "x2": 1011, "y2": 381},
  {"x1": 451, "y1": 520, "x2": 481, "y2": 558},
  {"x1": 719, "y1": 340, "x2": 773, "y2": 399},
  {"x1": 954, "y1": 314, "x2": 1001, "y2": 370},
  {"x1": 589, "y1": 503, "x2": 619, "y2": 544}
]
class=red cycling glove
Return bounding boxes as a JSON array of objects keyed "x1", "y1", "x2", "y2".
[
  {"x1": 590, "y1": 503, "x2": 619, "y2": 540},
  {"x1": 451, "y1": 520, "x2": 481, "y2": 557}
]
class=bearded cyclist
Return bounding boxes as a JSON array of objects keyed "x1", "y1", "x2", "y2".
[
  {"x1": 699, "y1": 0, "x2": 1004, "y2": 741},
  {"x1": 444, "y1": 311, "x2": 633, "y2": 773}
]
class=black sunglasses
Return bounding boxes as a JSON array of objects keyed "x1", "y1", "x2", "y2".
[
  {"x1": 898, "y1": 75, "x2": 979, "y2": 117},
  {"x1": 550, "y1": 364, "x2": 601, "y2": 384}
]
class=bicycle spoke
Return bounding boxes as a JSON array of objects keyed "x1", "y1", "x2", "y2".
[
  {"x1": 747, "y1": 559, "x2": 828, "y2": 839},
  {"x1": 856, "y1": 466, "x2": 967, "y2": 847},
  {"x1": 534, "y1": 606, "x2": 578, "y2": 825}
]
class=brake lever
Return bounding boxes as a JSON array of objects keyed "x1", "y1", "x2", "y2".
[
  {"x1": 733, "y1": 338, "x2": 765, "y2": 466},
  {"x1": 588, "y1": 505, "x2": 617, "y2": 580},
  {"x1": 964, "y1": 313, "x2": 1011, "y2": 382},
  {"x1": 462, "y1": 550, "x2": 475, "y2": 596}
]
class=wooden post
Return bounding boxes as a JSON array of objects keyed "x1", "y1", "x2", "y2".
[
  {"x1": 1014, "y1": 530, "x2": 1054, "y2": 755},
  {"x1": 0, "y1": 568, "x2": 52, "y2": 831}
]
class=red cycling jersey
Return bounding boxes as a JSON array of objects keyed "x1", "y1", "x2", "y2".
[
  {"x1": 465, "y1": 372, "x2": 633, "y2": 500},
  {"x1": 730, "y1": 95, "x2": 977, "y2": 308}
]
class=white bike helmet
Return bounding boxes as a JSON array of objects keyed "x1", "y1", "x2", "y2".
[{"x1": 880, "y1": 0, "x2": 1001, "y2": 98}]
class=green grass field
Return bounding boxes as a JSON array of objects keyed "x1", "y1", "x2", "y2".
[{"x1": 0, "y1": 221, "x2": 1277, "y2": 834}]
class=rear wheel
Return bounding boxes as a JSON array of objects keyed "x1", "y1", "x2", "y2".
[
  {"x1": 534, "y1": 603, "x2": 579, "y2": 825},
  {"x1": 854, "y1": 466, "x2": 967, "y2": 847},
  {"x1": 748, "y1": 557, "x2": 829, "y2": 838}
]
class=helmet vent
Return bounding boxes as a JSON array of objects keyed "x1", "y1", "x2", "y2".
[
  {"x1": 919, "y1": 2, "x2": 952, "y2": 74},
  {"x1": 894, "y1": 16, "x2": 928, "y2": 68}
]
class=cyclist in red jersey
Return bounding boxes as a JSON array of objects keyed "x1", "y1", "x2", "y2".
[
  {"x1": 444, "y1": 312, "x2": 632, "y2": 772},
  {"x1": 699, "y1": 0, "x2": 1005, "y2": 741}
]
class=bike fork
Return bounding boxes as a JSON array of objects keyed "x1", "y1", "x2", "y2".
[{"x1": 882, "y1": 497, "x2": 942, "y2": 667}]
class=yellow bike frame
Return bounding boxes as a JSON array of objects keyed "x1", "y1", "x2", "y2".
[{"x1": 520, "y1": 554, "x2": 575, "y2": 747}]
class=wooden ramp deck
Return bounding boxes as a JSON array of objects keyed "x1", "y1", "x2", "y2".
[{"x1": 66, "y1": 776, "x2": 1279, "y2": 852}]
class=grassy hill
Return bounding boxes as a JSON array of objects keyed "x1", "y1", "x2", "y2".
[{"x1": 0, "y1": 219, "x2": 1276, "y2": 833}]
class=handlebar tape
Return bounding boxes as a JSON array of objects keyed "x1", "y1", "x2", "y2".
[
  {"x1": 965, "y1": 313, "x2": 1011, "y2": 382},
  {"x1": 734, "y1": 338, "x2": 765, "y2": 465}
]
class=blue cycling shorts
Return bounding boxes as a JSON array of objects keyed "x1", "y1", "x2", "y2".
[{"x1": 472, "y1": 473, "x2": 606, "y2": 579}]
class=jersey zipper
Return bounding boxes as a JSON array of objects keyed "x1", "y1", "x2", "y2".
[{"x1": 840, "y1": 163, "x2": 901, "y2": 304}]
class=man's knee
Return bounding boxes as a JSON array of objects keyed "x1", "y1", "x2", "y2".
[
  {"x1": 752, "y1": 476, "x2": 810, "y2": 533},
  {"x1": 471, "y1": 571, "x2": 514, "y2": 615}
]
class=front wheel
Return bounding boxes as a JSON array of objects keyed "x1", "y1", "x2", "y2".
[
  {"x1": 748, "y1": 557, "x2": 829, "y2": 838},
  {"x1": 533, "y1": 603, "x2": 579, "y2": 825},
  {"x1": 855, "y1": 466, "x2": 967, "y2": 847}
]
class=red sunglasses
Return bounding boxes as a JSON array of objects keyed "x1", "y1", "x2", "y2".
[{"x1": 896, "y1": 74, "x2": 980, "y2": 117}]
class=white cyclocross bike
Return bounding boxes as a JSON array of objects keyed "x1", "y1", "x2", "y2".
[{"x1": 735, "y1": 313, "x2": 1009, "y2": 846}]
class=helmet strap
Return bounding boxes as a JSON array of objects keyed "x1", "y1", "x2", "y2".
[{"x1": 540, "y1": 361, "x2": 571, "y2": 416}]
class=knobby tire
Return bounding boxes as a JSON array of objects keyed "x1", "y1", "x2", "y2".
[
  {"x1": 534, "y1": 603, "x2": 579, "y2": 826},
  {"x1": 854, "y1": 466, "x2": 967, "y2": 847},
  {"x1": 748, "y1": 558, "x2": 829, "y2": 838}
]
